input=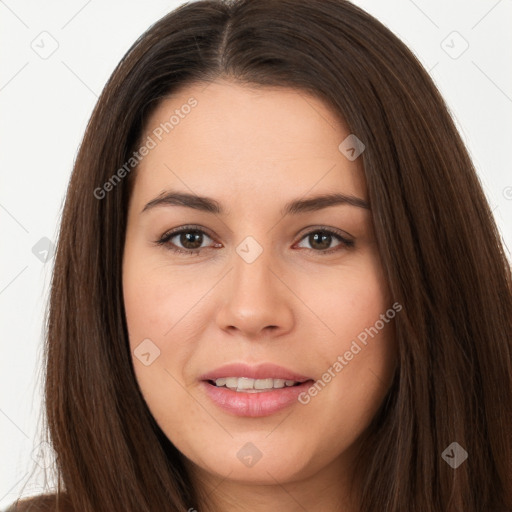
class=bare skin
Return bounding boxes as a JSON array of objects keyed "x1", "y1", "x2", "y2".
[{"x1": 122, "y1": 79, "x2": 398, "y2": 512}]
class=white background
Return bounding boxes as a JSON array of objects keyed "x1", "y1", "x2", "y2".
[{"x1": 1, "y1": 0, "x2": 511, "y2": 506}]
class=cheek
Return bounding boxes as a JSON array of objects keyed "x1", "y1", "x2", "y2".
[
  {"x1": 301, "y1": 251, "x2": 397, "y2": 421},
  {"x1": 123, "y1": 250, "x2": 204, "y2": 345},
  {"x1": 123, "y1": 270, "x2": 176, "y2": 341},
  {"x1": 122, "y1": 247, "x2": 218, "y2": 400},
  {"x1": 122, "y1": 254, "x2": 203, "y2": 423},
  {"x1": 314, "y1": 250, "x2": 390, "y2": 344}
]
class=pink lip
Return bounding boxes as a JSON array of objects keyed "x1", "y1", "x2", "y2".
[
  {"x1": 199, "y1": 362, "x2": 312, "y2": 382},
  {"x1": 200, "y1": 381, "x2": 314, "y2": 417},
  {"x1": 199, "y1": 363, "x2": 314, "y2": 417}
]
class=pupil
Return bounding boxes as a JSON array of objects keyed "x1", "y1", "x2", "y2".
[
  {"x1": 181, "y1": 231, "x2": 202, "y2": 249},
  {"x1": 311, "y1": 232, "x2": 331, "y2": 250}
]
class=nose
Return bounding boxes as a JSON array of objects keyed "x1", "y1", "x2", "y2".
[{"x1": 215, "y1": 244, "x2": 295, "y2": 340}]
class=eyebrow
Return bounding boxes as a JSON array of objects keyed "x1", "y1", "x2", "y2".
[{"x1": 141, "y1": 190, "x2": 370, "y2": 216}]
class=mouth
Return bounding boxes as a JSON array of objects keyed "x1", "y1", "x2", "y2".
[
  {"x1": 200, "y1": 377, "x2": 314, "y2": 417},
  {"x1": 199, "y1": 362, "x2": 315, "y2": 417}
]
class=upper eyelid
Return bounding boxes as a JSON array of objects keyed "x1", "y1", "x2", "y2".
[{"x1": 162, "y1": 225, "x2": 215, "y2": 242}]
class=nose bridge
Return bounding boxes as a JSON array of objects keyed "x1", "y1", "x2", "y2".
[
  {"x1": 215, "y1": 233, "x2": 295, "y2": 337},
  {"x1": 234, "y1": 239, "x2": 273, "y2": 291},
  {"x1": 232, "y1": 233, "x2": 279, "y2": 304}
]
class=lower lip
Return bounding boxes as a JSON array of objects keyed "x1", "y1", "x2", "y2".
[{"x1": 200, "y1": 380, "x2": 314, "y2": 417}]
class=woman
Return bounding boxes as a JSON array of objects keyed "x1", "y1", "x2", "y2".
[{"x1": 7, "y1": 0, "x2": 512, "y2": 510}]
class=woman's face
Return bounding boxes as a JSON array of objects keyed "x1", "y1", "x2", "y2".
[{"x1": 122, "y1": 79, "x2": 398, "y2": 490}]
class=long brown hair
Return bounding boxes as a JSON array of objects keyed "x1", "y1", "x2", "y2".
[{"x1": 8, "y1": 0, "x2": 512, "y2": 510}]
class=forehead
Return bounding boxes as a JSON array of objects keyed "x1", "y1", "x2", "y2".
[{"x1": 133, "y1": 79, "x2": 366, "y2": 206}]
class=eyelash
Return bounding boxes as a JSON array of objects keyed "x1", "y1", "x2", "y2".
[{"x1": 154, "y1": 224, "x2": 355, "y2": 257}]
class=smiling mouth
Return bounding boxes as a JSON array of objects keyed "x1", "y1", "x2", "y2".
[
  {"x1": 201, "y1": 376, "x2": 316, "y2": 417},
  {"x1": 207, "y1": 377, "x2": 310, "y2": 393}
]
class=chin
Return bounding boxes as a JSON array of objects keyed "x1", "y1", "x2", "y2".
[{"x1": 182, "y1": 434, "x2": 319, "y2": 484}]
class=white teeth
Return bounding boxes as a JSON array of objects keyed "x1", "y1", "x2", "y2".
[
  {"x1": 225, "y1": 377, "x2": 238, "y2": 388},
  {"x1": 237, "y1": 377, "x2": 254, "y2": 390},
  {"x1": 213, "y1": 377, "x2": 300, "y2": 392},
  {"x1": 255, "y1": 378, "x2": 274, "y2": 389},
  {"x1": 273, "y1": 379, "x2": 285, "y2": 388}
]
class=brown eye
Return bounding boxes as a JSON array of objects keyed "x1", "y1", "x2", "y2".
[
  {"x1": 296, "y1": 229, "x2": 354, "y2": 255},
  {"x1": 156, "y1": 227, "x2": 218, "y2": 255},
  {"x1": 175, "y1": 230, "x2": 205, "y2": 250}
]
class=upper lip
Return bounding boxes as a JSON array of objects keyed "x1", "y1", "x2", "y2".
[{"x1": 199, "y1": 363, "x2": 312, "y2": 382}]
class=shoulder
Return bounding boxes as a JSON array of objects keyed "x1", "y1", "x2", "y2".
[{"x1": 3, "y1": 494, "x2": 73, "y2": 512}]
